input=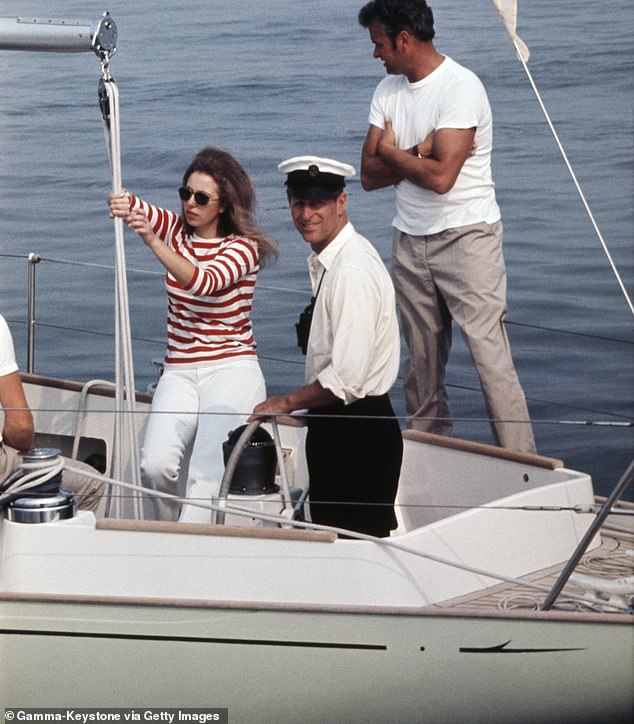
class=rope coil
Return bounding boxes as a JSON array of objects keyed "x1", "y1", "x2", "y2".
[{"x1": 0, "y1": 453, "x2": 65, "y2": 505}]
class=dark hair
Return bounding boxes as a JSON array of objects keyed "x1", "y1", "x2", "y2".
[
  {"x1": 358, "y1": 0, "x2": 435, "y2": 43},
  {"x1": 182, "y1": 146, "x2": 277, "y2": 265}
]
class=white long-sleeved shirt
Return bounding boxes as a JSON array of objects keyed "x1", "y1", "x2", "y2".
[{"x1": 305, "y1": 222, "x2": 400, "y2": 404}]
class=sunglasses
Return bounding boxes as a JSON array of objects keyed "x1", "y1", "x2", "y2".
[{"x1": 178, "y1": 187, "x2": 220, "y2": 206}]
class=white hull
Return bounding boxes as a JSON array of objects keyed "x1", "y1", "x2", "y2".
[
  {"x1": 1, "y1": 376, "x2": 632, "y2": 723},
  {"x1": 1, "y1": 597, "x2": 631, "y2": 723}
]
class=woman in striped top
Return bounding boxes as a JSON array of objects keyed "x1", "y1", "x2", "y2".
[{"x1": 109, "y1": 147, "x2": 277, "y2": 522}]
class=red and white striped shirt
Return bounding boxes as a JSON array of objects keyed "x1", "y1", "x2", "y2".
[{"x1": 131, "y1": 195, "x2": 260, "y2": 366}]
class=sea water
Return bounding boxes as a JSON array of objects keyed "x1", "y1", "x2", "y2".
[{"x1": 0, "y1": 0, "x2": 632, "y2": 494}]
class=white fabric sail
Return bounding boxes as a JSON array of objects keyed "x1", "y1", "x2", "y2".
[{"x1": 491, "y1": 0, "x2": 530, "y2": 62}]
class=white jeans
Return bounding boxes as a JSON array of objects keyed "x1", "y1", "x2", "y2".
[{"x1": 140, "y1": 358, "x2": 266, "y2": 523}]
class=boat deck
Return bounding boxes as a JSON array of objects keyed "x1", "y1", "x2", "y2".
[{"x1": 437, "y1": 500, "x2": 634, "y2": 614}]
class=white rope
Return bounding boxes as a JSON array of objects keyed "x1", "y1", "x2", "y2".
[
  {"x1": 496, "y1": 23, "x2": 634, "y2": 317},
  {"x1": 100, "y1": 72, "x2": 142, "y2": 517},
  {"x1": 0, "y1": 457, "x2": 65, "y2": 505}
]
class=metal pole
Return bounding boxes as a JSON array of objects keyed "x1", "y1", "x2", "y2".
[
  {"x1": 0, "y1": 14, "x2": 116, "y2": 54},
  {"x1": 216, "y1": 420, "x2": 263, "y2": 525},
  {"x1": 541, "y1": 458, "x2": 634, "y2": 610},
  {"x1": 26, "y1": 252, "x2": 41, "y2": 374}
]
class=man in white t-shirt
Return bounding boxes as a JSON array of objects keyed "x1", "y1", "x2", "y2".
[
  {"x1": 0, "y1": 313, "x2": 104, "y2": 511},
  {"x1": 358, "y1": 0, "x2": 536, "y2": 453}
]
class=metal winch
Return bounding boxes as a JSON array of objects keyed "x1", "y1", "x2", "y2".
[
  {"x1": 222, "y1": 425, "x2": 279, "y2": 495},
  {"x1": 4, "y1": 448, "x2": 76, "y2": 524}
]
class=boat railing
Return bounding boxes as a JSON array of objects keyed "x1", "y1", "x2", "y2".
[
  {"x1": 95, "y1": 517, "x2": 338, "y2": 542},
  {"x1": 4, "y1": 249, "x2": 633, "y2": 406},
  {"x1": 4, "y1": 250, "x2": 310, "y2": 382},
  {"x1": 403, "y1": 429, "x2": 564, "y2": 470},
  {"x1": 4, "y1": 247, "x2": 634, "y2": 487}
]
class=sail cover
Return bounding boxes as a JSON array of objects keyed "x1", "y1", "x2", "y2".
[{"x1": 491, "y1": 0, "x2": 530, "y2": 62}]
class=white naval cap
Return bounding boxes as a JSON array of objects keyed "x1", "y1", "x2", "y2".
[{"x1": 278, "y1": 155, "x2": 356, "y2": 200}]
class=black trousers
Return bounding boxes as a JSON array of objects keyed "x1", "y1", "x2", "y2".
[{"x1": 305, "y1": 394, "x2": 403, "y2": 537}]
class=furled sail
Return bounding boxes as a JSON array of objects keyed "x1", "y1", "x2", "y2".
[{"x1": 491, "y1": 0, "x2": 530, "y2": 62}]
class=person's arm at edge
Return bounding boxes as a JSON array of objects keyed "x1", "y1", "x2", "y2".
[{"x1": 0, "y1": 372, "x2": 34, "y2": 450}]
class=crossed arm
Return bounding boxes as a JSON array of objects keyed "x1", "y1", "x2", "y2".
[{"x1": 360, "y1": 121, "x2": 476, "y2": 195}]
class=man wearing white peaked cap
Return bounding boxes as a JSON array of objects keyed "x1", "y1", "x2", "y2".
[{"x1": 251, "y1": 155, "x2": 403, "y2": 537}]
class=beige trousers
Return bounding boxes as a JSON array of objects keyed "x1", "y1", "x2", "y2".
[{"x1": 392, "y1": 221, "x2": 536, "y2": 453}]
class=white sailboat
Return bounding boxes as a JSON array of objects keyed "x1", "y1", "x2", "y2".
[{"x1": 0, "y1": 8, "x2": 632, "y2": 724}]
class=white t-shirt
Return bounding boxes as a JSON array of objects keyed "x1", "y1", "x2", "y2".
[
  {"x1": 305, "y1": 222, "x2": 400, "y2": 405},
  {"x1": 368, "y1": 56, "x2": 501, "y2": 235},
  {"x1": 0, "y1": 314, "x2": 19, "y2": 378}
]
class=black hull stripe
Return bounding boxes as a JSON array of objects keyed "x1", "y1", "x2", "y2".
[
  {"x1": 1, "y1": 630, "x2": 588, "y2": 654},
  {"x1": 0, "y1": 628, "x2": 386, "y2": 650},
  {"x1": 460, "y1": 639, "x2": 586, "y2": 653},
  {"x1": 460, "y1": 646, "x2": 586, "y2": 653}
]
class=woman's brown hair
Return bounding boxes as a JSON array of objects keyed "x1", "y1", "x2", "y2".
[{"x1": 182, "y1": 146, "x2": 278, "y2": 265}]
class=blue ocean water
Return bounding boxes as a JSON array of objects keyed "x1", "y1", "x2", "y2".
[{"x1": 0, "y1": 0, "x2": 632, "y2": 494}]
